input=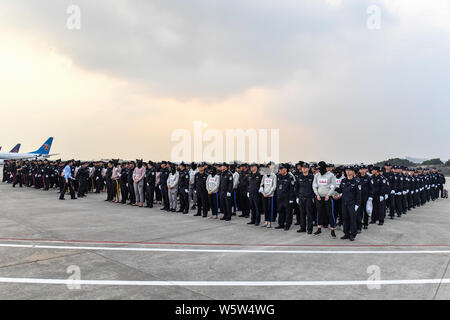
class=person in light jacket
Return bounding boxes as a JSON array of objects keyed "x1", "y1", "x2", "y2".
[
  {"x1": 133, "y1": 159, "x2": 146, "y2": 207},
  {"x1": 206, "y1": 166, "x2": 221, "y2": 219},
  {"x1": 312, "y1": 161, "x2": 337, "y2": 238},
  {"x1": 167, "y1": 164, "x2": 179, "y2": 212},
  {"x1": 260, "y1": 164, "x2": 277, "y2": 228}
]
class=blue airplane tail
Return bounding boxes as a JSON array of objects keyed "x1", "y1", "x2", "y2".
[
  {"x1": 30, "y1": 137, "x2": 53, "y2": 155},
  {"x1": 10, "y1": 144, "x2": 21, "y2": 153}
]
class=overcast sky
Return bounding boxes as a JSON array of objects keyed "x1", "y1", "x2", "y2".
[{"x1": 1, "y1": 0, "x2": 449, "y2": 163}]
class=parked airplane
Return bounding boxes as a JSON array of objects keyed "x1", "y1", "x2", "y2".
[
  {"x1": 0, "y1": 144, "x2": 20, "y2": 152},
  {"x1": 0, "y1": 138, "x2": 56, "y2": 163}
]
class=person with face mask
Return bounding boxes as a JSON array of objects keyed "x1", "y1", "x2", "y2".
[
  {"x1": 133, "y1": 159, "x2": 146, "y2": 207},
  {"x1": 312, "y1": 161, "x2": 337, "y2": 238},
  {"x1": 207, "y1": 166, "x2": 221, "y2": 219},
  {"x1": 260, "y1": 163, "x2": 277, "y2": 228},
  {"x1": 331, "y1": 165, "x2": 345, "y2": 229},
  {"x1": 167, "y1": 164, "x2": 179, "y2": 212}
]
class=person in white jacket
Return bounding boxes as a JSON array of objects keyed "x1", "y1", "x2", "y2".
[
  {"x1": 312, "y1": 161, "x2": 337, "y2": 238},
  {"x1": 206, "y1": 166, "x2": 221, "y2": 219},
  {"x1": 259, "y1": 164, "x2": 277, "y2": 228},
  {"x1": 167, "y1": 165, "x2": 179, "y2": 212}
]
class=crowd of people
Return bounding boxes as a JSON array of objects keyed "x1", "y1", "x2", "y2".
[{"x1": 2, "y1": 159, "x2": 447, "y2": 241}]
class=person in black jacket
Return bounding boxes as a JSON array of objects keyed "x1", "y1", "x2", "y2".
[
  {"x1": 296, "y1": 162, "x2": 315, "y2": 234},
  {"x1": 178, "y1": 162, "x2": 190, "y2": 214},
  {"x1": 194, "y1": 163, "x2": 209, "y2": 217},
  {"x1": 336, "y1": 166, "x2": 361, "y2": 241},
  {"x1": 219, "y1": 163, "x2": 234, "y2": 221},
  {"x1": 275, "y1": 163, "x2": 296, "y2": 231},
  {"x1": 238, "y1": 164, "x2": 250, "y2": 218},
  {"x1": 159, "y1": 161, "x2": 170, "y2": 211},
  {"x1": 119, "y1": 162, "x2": 129, "y2": 204},
  {"x1": 77, "y1": 162, "x2": 90, "y2": 198},
  {"x1": 145, "y1": 161, "x2": 156, "y2": 208},
  {"x1": 247, "y1": 163, "x2": 262, "y2": 226}
]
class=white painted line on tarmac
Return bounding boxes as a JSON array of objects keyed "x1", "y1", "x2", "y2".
[
  {"x1": 0, "y1": 277, "x2": 449, "y2": 286},
  {"x1": 0, "y1": 243, "x2": 450, "y2": 254}
]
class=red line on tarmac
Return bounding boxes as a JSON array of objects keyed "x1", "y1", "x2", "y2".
[{"x1": 0, "y1": 237, "x2": 449, "y2": 248}]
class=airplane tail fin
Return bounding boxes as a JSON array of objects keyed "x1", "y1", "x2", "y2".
[
  {"x1": 10, "y1": 144, "x2": 21, "y2": 153},
  {"x1": 30, "y1": 137, "x2": 53, "y2": 155}
]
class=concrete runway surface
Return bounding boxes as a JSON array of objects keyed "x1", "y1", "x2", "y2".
[{"x1": 0, "y1": 182, "x2": 449, "y2": 300}]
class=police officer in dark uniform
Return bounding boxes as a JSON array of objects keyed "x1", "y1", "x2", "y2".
[
  {"x1": 160, "y1": 161, "x2": 170, "y2": 211},
  {"x1": 247, "y1": 163, "x2": 262, "y2": 226},
  {"x1": 357, "y1": 164, "x2": 371, "y2": 231},
  {"x1": 336, "y1": 166, "x2": 361, "y2": 241},
  {"x1": 275, "y1": 163, "x2": 295, "y2": 231},
  {"x1": 145, "y1": 161, "x2": 156, "y2": 208},
  {"x1": 238, "y1": 164, "x2": 250, "y2": 218},
  {"x1": 119, "y1": 162, "x2": 129, "y2": 204},
  {"x1": 296, "y1": 162, "x2": 315, "y2": 234},
  {"x1": 178, "y1": 162, "x2": 190, "y2": 214},
  {"x1": 77, "y1": 162, "x2": 90, "y2": 198},
  {"x1": 219, "y1": 163, "x2": 234, "y2": 221},
  {"x1": 194, "y1": 163, "x2": 209, "y2": 217}
]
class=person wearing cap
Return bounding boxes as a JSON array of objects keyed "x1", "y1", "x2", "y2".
[
  {"x1": 312, "y1": 161, "x2": 337, "y2": 237},
  {"x1": 178, "y1": 162, "x2": 190, "y2": 214},
  {"x1": 368, "y1": 166, "x2": 388, "y2": 225},
  {"x1": 238, "y1": 163, "x2": 250, "y2": 218},
  {"x1": 275, "y1": 163, "x2": 296, "y2": 231},
  {"x1": 194, "y1": 163, "x2": 209, "y2": 217},
  {"x1": 384, "y1": 163, "x2": 397, "y2": 219},
  {"x1": 145, "y1": 161, "x2": 156, "y2": 208},
  {"x1": 335, "y1": 166, "x2": 361, "y2": 241},
  {"x1": 247, "y1": 163, "x2": 262, "y2": 226},
  {"x1": 206, "y1": 165, "x2": 221, "y2": 219},
  {"x1": 357, "y1": 164, "x2": 371, "y2": 231},
  {"x1": 295, "y1": 162, "x2": 315, "y2": 234},
  {"x1": 219, "y1": 163, "x2": 234, "y2": 221}
]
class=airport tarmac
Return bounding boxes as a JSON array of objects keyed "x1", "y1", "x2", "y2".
[{"x1": 0, "y1": 181, "x2": 449, "y2": 300}]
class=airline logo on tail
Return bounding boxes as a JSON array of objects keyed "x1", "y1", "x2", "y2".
[
  {"x1": 30, "y1": 137, "x2": 54, "y2": 155},
  {"x1": 10, "y1": 144, "x2": 21, "y2": 153}
]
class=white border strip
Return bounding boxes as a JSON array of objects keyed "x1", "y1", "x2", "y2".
[
  {"x1": 0, "y1": 278, "x2": 448, "y2": 286},
  {"x1": 0, "y1": 243, "x2": 450, "y2": 254}
]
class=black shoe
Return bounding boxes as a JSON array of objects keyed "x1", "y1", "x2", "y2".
[
  {"x1": 194, "y1": 213, "x2": 201, "y2": 216},
  {"x1": 363, "y1": 225, "x2": 368, "y2": 230},
  {"x1": 238, "y1": 214, "x2": 245, "y2": 217},
  {"x1": 247, "y1": 221, "x2": 255, "y2": 225},
  {"x1": 313, "y1": 229, "x2": 322, "y2": 236},
  {"x1": 71, "y1": 197, "x2": 77, "y2": 200},
  {"x1": 297, "y1": 229, "x2": 306, "y2": 233},
  {"x1": 331, "y1": 230, "x2": 336, "y2": 238},
  {"x1": 369, "y1": 221, "x2": 376, "y2": 224},
  {"x1": 220, "y1": 217, "x2": 226, "y2": 220},
  {"x1": 378, "y1": 222, "x2": 384, "y2": 226},
  {"x1": 294, "y1": 222, "x2": 300, "y2": 226},
  {"x1": 349, "y1": 237, "x2": 355, "y2": 241},
  {"x1": 59, "y1": 198, "x2": 65, "y2": 200},
  {"x1": 176, "y1": 210, "x2": 183, "y2": 213},
  {"x1": 255, "y1": 223, "x2": 260, "y2": 226},
  {"x1": 357, "y1": 229, "x2": 362, "y2": 234},
  {"x1": 307, "y1": 230, "x2": 312, "y2": 235},
  {"x1": 341, "y1": 235, "x2": 350, "y2": 240},
  {"x1": 202, "y1": 215, "x2": 207, "y2": 218},
  {"x1": 390, "y1": 216, "x2": 394, "y2": 220},
  {"x1": 275, "y1": 226, "x2": 284, "y2": 229},
  {"x1": 284, "y1": 226, "x2": 290, "y2": 231}
]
